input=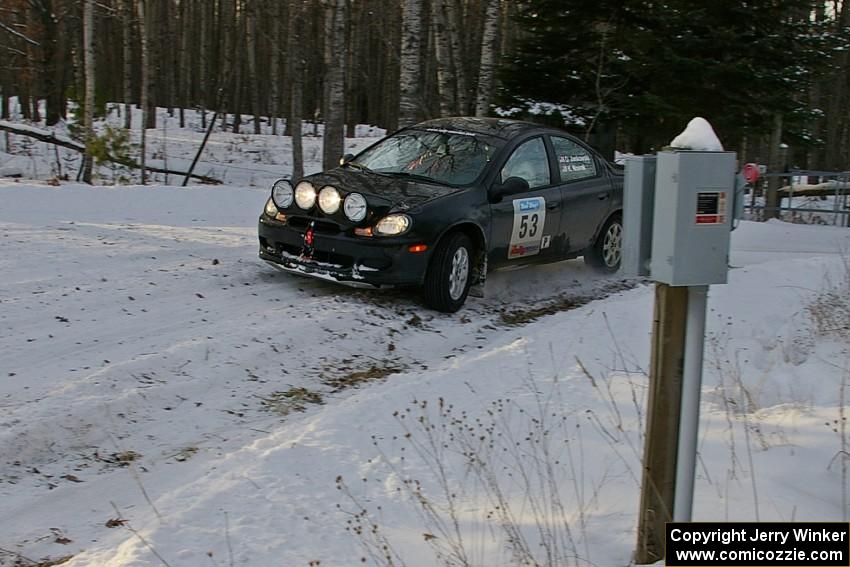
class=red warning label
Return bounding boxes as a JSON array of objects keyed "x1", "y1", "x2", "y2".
[{"x1": 696, "y1": 191, "x2": 727, "y2": 225}]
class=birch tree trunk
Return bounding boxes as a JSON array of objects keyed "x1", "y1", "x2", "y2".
[
  {"x1": 322, "y1": 0, "x2": 346, "y2": 171},
  {"x1": 82, "y1": 0, "x2": 95, "y2": 184},
  {"x1": 199, "y1": 0, "x2": 208, "y2": 129},
  {"x1": 446, "y1": 0, "x2": 469, "y2": 115},
  {"x1": 398, "y1": 0, "x2": 421, "y2": 127},
  {"x1": 144, "y1": 0, "x2": 156, "y2": 130},
  {"x1": 474, "y1": 0, "x2": 500, "y2": 117},
  {"x1": 163, "y1": 0, "x2": 174, "y2": 118},
  {"x1": 232, "y1": 20, "x2": 243, "y2": 132},
  {"x1": 121, "y1": 0, "x2": 133, "y2": 129},
  {"x1": 138, "y1": 0, "x2": 149, "y2": 184},
  {"x1": 231, "y1": 1, "x2": 245, "y2": 134},
  {"x1": 220, "y1": 0, "x2": 236, "y2": 132},
  {"x1": 178, "y1": 0, "x2": 189, "y2": 128},
  {"x1": 246, "y1": 3, "x2": 261, "y2": 134},
  {"x1": 500, "y1": 0, "x2": 516, "y2": 66},
  {"x1": 270, "y1": 1, "x2": 281, "y2": 135},
  {"x1": 289, "y1": 0, "x2": 304, "y2": 182},
  {"x1": 431, "y1": 0, "x2": 454, "y2": 116},
  {"x1": 345, "y1": 5, "x2": 361, "y2": 138}
]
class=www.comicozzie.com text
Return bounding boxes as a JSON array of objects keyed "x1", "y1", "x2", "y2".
[{"x1": 669, "y1": 526, "x2": 848, "y2": 547}]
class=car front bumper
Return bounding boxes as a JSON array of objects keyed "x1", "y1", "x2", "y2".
[{"x1": 258, "y1": 217, "x2": 430, "y2": 287}]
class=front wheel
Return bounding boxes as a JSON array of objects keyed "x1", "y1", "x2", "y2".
[
  {"x1": 584, "y1": 214, "x2": 622, "y2": 273},
  {"x1": 424, "y1": 232, "x2": 473, "y2": 313}
]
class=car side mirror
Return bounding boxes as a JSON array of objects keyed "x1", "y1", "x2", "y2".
[
  {"x1": 339, "y1": 153, "x2": 355, "y2": 167},
  {"x1": 489, "y1": 176, "x2": 530, "y2": 202}
]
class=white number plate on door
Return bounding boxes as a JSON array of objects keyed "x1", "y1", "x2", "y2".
[{"x1": 509, "y1": 197, "x2": 546, "y2": 259}]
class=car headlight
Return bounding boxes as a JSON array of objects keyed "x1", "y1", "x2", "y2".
[
  {"x1": 271, "y1": 179, "x2": 293, "y2": 209},
  {"x1": 295, "y1": 181, "x2": 316, "y2": 209},
  {"x1": 374, "y1": 214, "x2": 412, "y2": 236},
  {"x1": 343, "y1": 193, "x2": 368, "y2": 222},
  {"x1": 264, "y1": 197, "x2": 278, "y2": 217},
  {"x1": 318, "y1": 186, "x2": 341, "y2": 214}
]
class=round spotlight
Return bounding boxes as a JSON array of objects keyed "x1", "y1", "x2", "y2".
[
  {"x1": 294, "y1": 181, "x2": 316, "y2": 210},
  {"x1": 343, "y1": 193, "x2": 368, "y2": 222},
  {"x1": 271, "y1": 179, "x2": 293, "y2": 209},
  {"x1": 318, "y1": 186, "x2": 341, "y2": 214}
]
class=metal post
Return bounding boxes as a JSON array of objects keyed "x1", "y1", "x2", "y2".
[{"x1": 673, "y1": 285, "x2": 708, "y2": 522}]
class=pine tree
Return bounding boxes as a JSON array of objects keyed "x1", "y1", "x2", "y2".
[{"x1": 501, "y1": 0, "x2": 834, "y2": 155}]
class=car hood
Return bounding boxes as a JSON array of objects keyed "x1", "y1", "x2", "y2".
[{"x1": 305, "y1": 168, "x2": 463, "y2": 211}]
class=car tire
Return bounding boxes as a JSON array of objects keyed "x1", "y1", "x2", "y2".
[
  {"x1": 424, "y1": 231, "x2": 473, "y2": 313},
  {"x1": 584, "y1": 213, "x2": 622, "y2": 273}
]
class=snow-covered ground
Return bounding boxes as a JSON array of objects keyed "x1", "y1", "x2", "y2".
[
  {"x1": 1, "y1": 178, "x2": 849, "y2": 566},
  {"x1": 0, "y1": 101, "x2": 385, "y2": 187},
  {"x1": 3, "y1": 103, "x2": 850, "y2": 566}
]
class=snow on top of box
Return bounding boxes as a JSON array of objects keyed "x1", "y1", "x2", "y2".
[{"x1": 670, "y1": 117, "x2": 724, "y2": 151}]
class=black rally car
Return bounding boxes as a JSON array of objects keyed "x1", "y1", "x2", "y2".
[{"x1": 259, "y1": 117, "x2": 623, "y2": 312}]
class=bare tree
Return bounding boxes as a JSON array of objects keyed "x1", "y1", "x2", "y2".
[
  {"x1": 322, "y1": 0, "x2": 346, "y2": 170},
  {"x1": 177, "y1": 0, "x2": 189, "y2": 128},
  {"x1": 289, "y1": 0, "x2": 304, "y2": 182},
  {"x1": 764, "y1": 113, "x2": 783, "y2": 220},
  {"x1": 246, "y1": 1, "x2": 261, "y2": 134},
  {"x1": 219, "y1": 0, "x2": 237, "y2": 132},
  {"x1": 231, "y1": 8, "x2": 244, "y2": 135},
  {"x1": 29, "y1": 0, "x2": 67, "y2": 126},
  {"x1": 121, "y1": 0, "x2": 133, "y2": 129},
  {"x1": 143, "y1": 0, "x2": 156, "y2": 130},
  {"x1": 398, "y1": 0, "x2": 422, "y2": 127},
  {"x1": 199, "y1": 0, "x2": 208, "y2": 129},
  {"x1": 474, "y1": 0, "x2": 500, "y2": 117},
  {"x1": 269, "y1": 0, "x2": 282, "y2": 136},
  {"x1": 431, "y1": 0, "x2": 454, "y2": 117},
  {"x1": 82, "y1": 0, "x2": 95, "y2": 184},
  {"x1": 824, "y1": 0, "x2": 849, "y2": 170},
  {"x1": 446, "y1": 0, "x2": 468, "y2": 115},
  {"x1": 137, "y1": 0, "x2": 149, "y2": 184}
]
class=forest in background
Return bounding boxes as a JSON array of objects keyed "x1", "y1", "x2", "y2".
[{"x1": 1, "y1": 0, "x2": 850, "y2": 174}]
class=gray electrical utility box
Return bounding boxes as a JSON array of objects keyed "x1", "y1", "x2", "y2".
[
  {"x1": 622, "y1": 155, "x2": 657, "y2": 277},
  {"x1": 649, "y1": 150, "x2": 736, "y2": 286}
]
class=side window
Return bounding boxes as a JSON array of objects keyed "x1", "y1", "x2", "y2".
[
  {"x1": 500, "y1": 138, "x2": 550, "y2": 189},
  {"x1": 552, "y1": 136, "x2": 597, "y2": 183}
]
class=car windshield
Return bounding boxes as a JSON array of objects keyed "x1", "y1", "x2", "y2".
[{"x1": 352, "y1": 128, "x2": 502, "y2": 186}]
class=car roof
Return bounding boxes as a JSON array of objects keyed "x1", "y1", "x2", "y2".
[{"x1": 411, "y1": 117, "x2": 562, "y2": 140}]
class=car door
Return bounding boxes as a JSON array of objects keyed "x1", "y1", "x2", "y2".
[
  {"x1": 488, "y1": 136, "x2": 563, "y2": 268},
  {"x1": 548, "y1": 135, "x2": 613, "y2": 255}
]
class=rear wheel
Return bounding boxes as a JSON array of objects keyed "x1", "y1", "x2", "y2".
[
  {"x1": 424, "y1": 232, "x2": 473, "y2": 312},
  {"x1": 584, "y1": 214, "x2": 622, "y2": 273}
]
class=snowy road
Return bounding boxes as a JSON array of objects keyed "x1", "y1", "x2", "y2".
[
  {"x1": 2, "y1": 182, "x2": 850, "y2": 566},
  {"x1": 0, "y1": 183, "x2": 636, "y2": 565}
]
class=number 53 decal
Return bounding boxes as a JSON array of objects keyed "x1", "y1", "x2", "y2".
[{"x1": 509, "y1": 197, "x2": 546, "y2": 259}]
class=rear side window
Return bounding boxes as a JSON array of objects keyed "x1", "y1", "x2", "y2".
[
  {"x1": 500, "y1": 137, "x2": 550, "y2": 189},
  {"x1": 552, "y1": 136, "x2": 597, "y2": 183}
]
